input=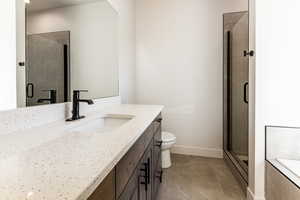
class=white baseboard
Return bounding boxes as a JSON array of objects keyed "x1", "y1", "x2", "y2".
[
  {"x1": 171, "y1": 145, "x2": 223, "y2": 159},
  {"x1": 247, "y1": 187, "x2": 265, "y2": 200}
]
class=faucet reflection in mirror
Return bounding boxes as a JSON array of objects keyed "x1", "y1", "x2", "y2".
[{"x1": 37, "y1": 89, "x2": 57, "y2": 104}]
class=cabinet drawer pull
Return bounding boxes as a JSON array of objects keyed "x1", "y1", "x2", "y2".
[
  {"x1": 155, "y1": 118, "x2": 163, "y2": 123},
  {"x1": 155, "y1": 141, "x2": 163, "y2": 148},
  {"x1": 140, "y1": 179, "x2": 147, "y2": 191},
  {"x1": 140, "y1": 162, "x2": 149, "y2": 191},
  {"x1": 26, "y1": 83, "x2": 34, "y2": 98},
  {"x1": 156, "y1": 170, "x2": 163, "y2": 183},
  {"x1": 147, "y1": 158, "x2": 150, "y2": 184}
]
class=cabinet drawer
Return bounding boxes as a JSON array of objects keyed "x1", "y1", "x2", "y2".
[
  {"x1": 143, "y1": 123, "x2": 155, "y2": 149},
  {"x1": 116, "y1": 124, "x2": 154, "y2": 197},
  {"x1": 88, "y1": 170, "x2": 115, "y2": 200},
  {"x1": 153, "y1": 114, "x2": 162, "y2": 133}
]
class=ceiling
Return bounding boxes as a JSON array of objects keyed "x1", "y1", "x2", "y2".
[{"x1": 27, "y1": 0, "x2": 104, "y2": 12}]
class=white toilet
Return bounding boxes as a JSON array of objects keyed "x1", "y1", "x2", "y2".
[{"x1": 161, "y1": 131, "x2": 176, "y2": 168}]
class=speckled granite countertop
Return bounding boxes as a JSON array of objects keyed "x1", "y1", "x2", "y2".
[{"x1": 0, "y1": 104, "x2": 163, "y2": 200}]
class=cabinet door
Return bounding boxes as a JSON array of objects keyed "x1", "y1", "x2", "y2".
[
  {"x1": 138, "y1": 173, "x2": 147, "y2": 200},
  {"x1": 152, "y1": 158, "x2": 162, "y2": 200},
  {"x1": 130, "y1": 188, "x2": 139, "y2": 200},
  {"x1": 119, "y1": 165, "x2": 140, "y2": 200},
  {"x1": 139, "y1": 147, "x2": 152, "y2": 200},
  {"x1": 152, "y1": 121, "x2": 162, "y2": 200}
]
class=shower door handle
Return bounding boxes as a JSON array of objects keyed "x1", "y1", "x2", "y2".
[
  {"x1": 26, "y1": 83, "x2": 34, "y2": 98},
  {"x1": 243, "y1": 82, "x2": 248, "y2": 104}
]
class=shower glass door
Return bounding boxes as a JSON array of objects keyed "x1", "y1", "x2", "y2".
[{"x1": 223, "y1": 11, "x2": 249, "y2": 179}]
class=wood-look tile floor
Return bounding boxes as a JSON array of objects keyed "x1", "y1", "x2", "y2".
[{"x1": 157, "y1": 154, "x2": 246, "y2": 200}]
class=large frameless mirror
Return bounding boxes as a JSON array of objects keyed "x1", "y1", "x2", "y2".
[{"x1": 15, "y1": 0, "x2": 119, "y2": 108}]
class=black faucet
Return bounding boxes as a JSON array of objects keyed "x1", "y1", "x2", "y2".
[
  {"x1": 37, "y1": 90, "x2": 57, "y2": 104},
  {"x1": 66, "y1": 90, "x2": 94, "y2": 121}
]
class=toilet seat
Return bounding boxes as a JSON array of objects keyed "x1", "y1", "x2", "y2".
[{"x1": 162, "y1": 132, "x2": 176, "y2": 143}]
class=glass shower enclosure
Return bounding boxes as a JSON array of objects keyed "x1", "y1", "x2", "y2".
[{"x1": 223, "y1": 11, "x2": 249, "y2": 190}]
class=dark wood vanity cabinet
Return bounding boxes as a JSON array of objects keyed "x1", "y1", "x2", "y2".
[
  {"x1": 118, "y1": 114, "x2": 162, "y2": 200},
  {"x1": 88, "y1": 114, "x2": 162, "y2": 200}
]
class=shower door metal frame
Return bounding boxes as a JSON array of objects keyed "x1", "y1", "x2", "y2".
[{"x1": 223, "y1": 11, "x2": 249, "y2": 193}]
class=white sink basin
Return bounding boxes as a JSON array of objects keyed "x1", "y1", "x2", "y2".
[{"x1": 70, "y1": 114, "x2": 134, "y2": 133}]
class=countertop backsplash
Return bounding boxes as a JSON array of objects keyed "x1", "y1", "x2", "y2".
[{"x1": 0, "y1": 96, "x2": 121, "y2": 135}]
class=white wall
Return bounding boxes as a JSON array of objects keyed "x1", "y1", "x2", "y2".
[
  {"x1": 27, "y1": 1, "x2": 119, "y2": 100},
  {"x1": 109, "y1": 0, "x2": 136, "y2": 103},
  {"x1": 249, "y1": 0, "x2": 300, "y2": 199},
  {"x1": 248, "y1": 0, "x2": 258, "y2": 199},
  {"x1": 136, "y1": 0, "x2": 248, "y2": 157},
  {"x1": 0, "y1": 0, "x2": 17, "y2": 110},
  {"x1": 16, "y1": 0, "x2": 26, "y2": 107}
]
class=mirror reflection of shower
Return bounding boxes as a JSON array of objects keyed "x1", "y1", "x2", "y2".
[
  {"x1": 223, "y1": 11, "x2": 249, "y2": 183},
  {"x1": 26, "y1": 31, "x2": 70, "y2": 106}
]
